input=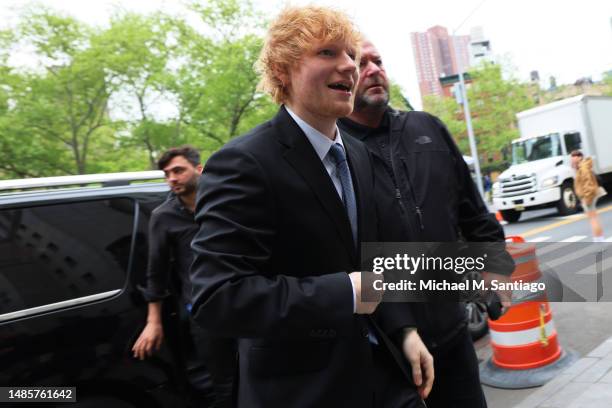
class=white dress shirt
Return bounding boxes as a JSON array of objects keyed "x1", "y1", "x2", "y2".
[
  {"x1": 285, "y1": 107, "x2": 358, "y2": 314},
  {"x1": 286, "y1": 107, "x2": 346, "y2": 202}
]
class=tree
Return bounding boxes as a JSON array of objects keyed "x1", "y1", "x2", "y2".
[
  {"x1": 466, "y1": 63, "x2": 534, "y2": 162},
  {"x1": 424, "y1": 62, "x2": 535, "y2": 168},
  {"x1": 423, "y1": 93, "x2": 467, "y2": 149},
  {"x1": 389, "y1": 82, "x2": 413, "y2": 111},
  {"x1": 92, "y1": 12, "x2": 187, "y2": 168},
  {"x1": 0, "y1": 1, "x2": 285, "y2": 178},
  {"x1": 0, "y1": 70, "x2": 79, "y2": 177},
  {"x1": 174, "y1": 0, "x2": 277, "y2": 160},
  {"x1": 602, "y1": 71, "x2": 612, "y2": 96},
  {"x1": 0, "y1": 10, "x2": 115, "y2": 176}
]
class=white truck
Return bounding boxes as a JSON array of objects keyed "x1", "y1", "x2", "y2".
[{"x1": 493, "y1": 95, "x2": 612, "y2": 223}]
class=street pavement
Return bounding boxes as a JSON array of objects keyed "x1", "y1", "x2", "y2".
[
  {"x1": 514, "y1": 335, "x2": 612, "y2": 408},
  {"x1": 502, "y1": 196, "x2": 612, "y2": 243},
  {"x1": 478, "y1": 196, "x2": 612, "y2": 407}
]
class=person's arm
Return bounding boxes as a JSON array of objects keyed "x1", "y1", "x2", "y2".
[
  {"x1": 132, "y1": 301, "x2": 164, "y2": 360},
  {"x1": 432, "y1": 115, "x2": 505, "y2": 243},
  {"x1": 190, "y1": 145, "x2": 374, "y2": 339},
  {"x1": 400, "y1": 327, "x2": 434, "y2": 400},
  {"x1": 140, "y1": 210, "x2": 172, "y2": 302},
  {"x1": 374, "y1": 304, "x2": 431, "y2": 394},
  {"x1": 433, "y1": 115, "x2": 514, "y2": 307},
  {"x1": 133, "y1": 209, "x2": 172, "y2": 359}
]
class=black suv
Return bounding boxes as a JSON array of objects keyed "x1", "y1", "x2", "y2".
[{"x1": 0, "y1": 172, "x2": 194, "y2": 407}]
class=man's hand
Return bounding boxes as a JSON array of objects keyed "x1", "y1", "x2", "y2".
[
  {"x1": 482, "y1": 271, "x2": 512, "y2": 310},
  {"x1": 348, "y1": 271, "x2": 383, "y2": 314},
  {"x1": 132, "y1": 321, "x2": 164, "y2": 360},
  {"x1": 401, "y1": 328, "x2": 434, "y2": 400}
]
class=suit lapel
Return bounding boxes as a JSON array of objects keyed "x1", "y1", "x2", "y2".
[{"x1": 274, "y1": 108, "x2": 357, "y2": 262}]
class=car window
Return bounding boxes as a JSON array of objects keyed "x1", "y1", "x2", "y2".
[{"x1": 0, "y1": 198, "x2": 135, "y2": 316}]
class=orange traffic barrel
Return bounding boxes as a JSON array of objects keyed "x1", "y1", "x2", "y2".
[
  {"x1": 480, "y1": 236, "x2": 577, "y2": 389},
  {"x1": 489, "y1": 302, "x2": 561, "y2": 370}
]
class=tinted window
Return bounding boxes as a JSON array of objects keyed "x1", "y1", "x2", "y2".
[
  {"x1": 564, "y1": 132, "x2": 582, "y2": 154},
  {"x1": 0, "y1": 199, "x2": 135, "y2": 315}
]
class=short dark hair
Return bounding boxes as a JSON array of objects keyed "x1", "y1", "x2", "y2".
[
  {"x1": 570, "y1": 150, "x2": 583, "y2": 157},
  {"x1": 157, "y1": 145, "x2": 201, "y2": 170}
]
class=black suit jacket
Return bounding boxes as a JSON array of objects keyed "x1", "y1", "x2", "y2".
[{"x1": 190, "y1": 107, "x2": 388, "y2": 407}]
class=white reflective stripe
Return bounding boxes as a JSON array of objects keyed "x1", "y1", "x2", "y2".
[
  {"x1": 512, "y1": 254, "x2": 537, "y2": 265},
  {"x1": 560, "y1": 235, "x2": 587, "y2": 242},
  {"x1": 490, "y1": 320, "x2": 556, "y2": 346},
  {"x1": 528, "y1": 236, "x2": 550, "y2": 242}
]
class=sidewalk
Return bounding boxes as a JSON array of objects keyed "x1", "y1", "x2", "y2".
[{"x1": 515, "y1": 336, "x2": 612, "y2": 407}]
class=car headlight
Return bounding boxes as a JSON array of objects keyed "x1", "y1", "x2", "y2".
[{"x1": 540, "y1": 176, "x2": 558, "y2": 188}]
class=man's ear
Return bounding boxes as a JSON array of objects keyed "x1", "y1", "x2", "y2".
[
  {"x1": 196, "y1": 164, "x2": 203, "y2": 175},
  {"x1": 272, "y1": 63, "x2": 289, "y2": 89}
]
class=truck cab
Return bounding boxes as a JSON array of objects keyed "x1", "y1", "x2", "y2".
[{"x1": 493, "y1": 131, "x2": 581, "y2": 222}]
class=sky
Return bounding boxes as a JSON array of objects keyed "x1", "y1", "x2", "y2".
[{"x1": 1, "y1": 0, "x2": 611, "y2": 110}]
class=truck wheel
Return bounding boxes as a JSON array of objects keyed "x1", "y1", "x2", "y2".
[
  {"x1": 557, "y1": 182, "x2": 578, "y2": 215},
  {"x1": 500, "y1": 209, "x2": 521, "y2": 223}
]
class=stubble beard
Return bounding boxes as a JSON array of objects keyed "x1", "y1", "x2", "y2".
[
  {"x1": 354, "y1": 90, "x2": 389, "y2": 113},
  {"x1": 176, "y1": 175, "x2": 199, "y2": 197}
]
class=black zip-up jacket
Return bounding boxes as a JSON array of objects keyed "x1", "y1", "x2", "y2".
[{"x1": 339, "y1": 109, "x2": 511, "y2": 349}]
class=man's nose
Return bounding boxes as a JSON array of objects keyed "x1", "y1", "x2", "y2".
[
  {"x1": 338, "y1": 52, "x2": 357, "y2": 73},
  {"x1": 362, "y1": 60, "x2": 381, "y2": 76}
]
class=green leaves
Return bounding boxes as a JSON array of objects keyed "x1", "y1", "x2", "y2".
[
  {"x1": 0, "y1": 1, "x2": 276, "y2": 179},
  {"x1": 603, "y1": 71, "x2": 612, "y2": 96},
  {"x1": 424, "y1": 62, "x2": 536, "y2": 170},
  {"x1": 0, "y1": 10, "x2": 111, "y2": 177},
  {"x1": 389, "y1": 81, "x2": 413, "y2": 111}
]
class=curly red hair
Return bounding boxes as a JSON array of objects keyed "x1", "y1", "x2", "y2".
[{"x1": 256, "y1": 5, "x2": 361, "y2": 104}]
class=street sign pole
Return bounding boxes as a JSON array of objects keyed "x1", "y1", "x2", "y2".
[
  {"x1": 458, "y1": 71, "x2": 484, "y2": 197},
  {"x1": 452, "y1": 0, "x2": 488, "y2": 200}
]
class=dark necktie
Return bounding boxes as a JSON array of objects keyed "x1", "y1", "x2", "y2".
[{"x1": 330, "y1": 143, "x2": 378, "y2": 345}]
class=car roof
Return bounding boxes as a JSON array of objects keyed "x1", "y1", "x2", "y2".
[
  {"x1": 0, "y1": 182, "x2": 169, "y2": 207},
  {"x1": 0, "y1": 171, "x2": 170, "y2": 206}
]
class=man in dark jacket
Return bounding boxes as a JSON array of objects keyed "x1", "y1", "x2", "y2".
[
  {"x1": 339, "y1": 40, "x2": 509, "y2": 408},
  {"x1": 134, "y1": 146, "x2": 235, "y2": 408}
]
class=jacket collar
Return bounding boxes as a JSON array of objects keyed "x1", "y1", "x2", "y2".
[{"x1": 338, "y1": 108, "x2": 394, "y2": 141}]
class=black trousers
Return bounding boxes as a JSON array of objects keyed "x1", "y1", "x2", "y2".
[{"x1": 424, "y1": 327, "x2": 487, "y2": 408}]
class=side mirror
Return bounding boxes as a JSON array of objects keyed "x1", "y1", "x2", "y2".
[{"x1": 501, "y1": 145, "x2": 510, "y2": 161}]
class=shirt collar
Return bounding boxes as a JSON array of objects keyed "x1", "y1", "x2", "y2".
[
  {"x1": 286, "y1": 106, "x2": 345, "y2": 161},
  {"x1": 168, "y1": 192, "x2": 194, "y2": 215}
]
